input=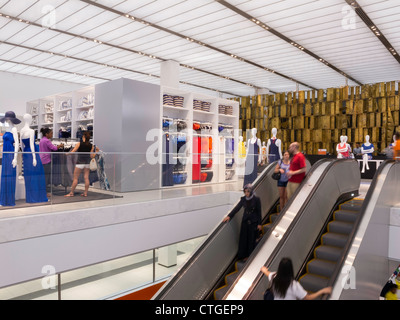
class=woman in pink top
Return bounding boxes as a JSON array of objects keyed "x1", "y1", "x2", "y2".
[{"x1": 39, "y1": 128, "x2": 63, "y2": 196}]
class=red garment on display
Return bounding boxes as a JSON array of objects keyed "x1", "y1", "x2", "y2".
[
  {"x1": 289, "y1": 152, "x2": 306, "y2": 184},
  {"x1": 193, "y1": 136, "x2": 201, "y2": 182}
]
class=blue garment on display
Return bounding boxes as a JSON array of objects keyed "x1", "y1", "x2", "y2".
[
  {"x1": 0, "y1": 132, "x2": 17, "y2": 206},
  {"x1": 268, "y1": 138, "x2": 281, "y2": 163},
  {"x1": 362, "y1": 143, "x2": 374, "y2": 160},
  {"x1": 22, "y1": 138, "x2": 48, "y2": 203}
]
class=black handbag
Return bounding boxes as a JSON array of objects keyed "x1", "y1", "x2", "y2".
[
  {"x1": 272, "y1": 172, "x2": 281, "y2": 181},
  {"x1": 272, "y1": 160, "x2": 283, "y2": 181},
  {"x1": 263, "y1": 287, "x2": 274, "y2": 300}
]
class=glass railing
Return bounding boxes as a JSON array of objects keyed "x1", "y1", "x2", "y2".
[
  {"x1": 0, "y1": 236, "x2": 206, "y2": 300},
  {"x1": 0, "y1": 148, "x2": 245, "y2": 217}
]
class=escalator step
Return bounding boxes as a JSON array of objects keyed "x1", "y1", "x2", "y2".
[
  {"x1": 214, "y1": 285, "x2": 229, "y2": 300},
  {"x1": 328, "y1": 220, "x2": 354, "y2": 235},
  {"x1": 270, "y1": 214, "x2": 279, "y2": 223},
  {"x1": 340, "y1": 200, "x2": 363, "y2": 212},
  {"x1": 315, "y1": 245, "x2": 343, "y2": 262},
  {"x1": 322, "y1": 232, "x2": 349, "y2": 248},
  {"x1": 226, "y1": 271, "x2": 240, "y2": 286},
  {"x1": 334, "y1": 210, "x2": 359, "y2": 222},
  {"x1": 307, "y1": 259, "x2": 337, "y2": 278},
  {"x1": 263, "y1": 224, "x2": 271, "y2": 234},
  {"x1": 299, "y1": 274, "x2": 330, "y2": 294},
  {"x1": 235, "y1": 260, "x2": 246, "y2": 272}
]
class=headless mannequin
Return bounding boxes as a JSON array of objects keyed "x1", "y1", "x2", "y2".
[
  {"x1": 247, "y1": 128, "x2": 262, "y2": 164},
  {"x1": 266, "y1": 128, "x2": 282, "y2": 163},
  {"x1": 20, "y1": 114, "x2": 37, "y2": 167},
  {"x1": 361, "y1": 135, "x2": 374, "y2": 173}
]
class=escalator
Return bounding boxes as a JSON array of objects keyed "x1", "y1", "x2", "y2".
[
  {"x1": 227, "y1": 159, "x2": 397, "y2": 300},
  {"x1": 213, "y1": 202, "x2": 280, "y2": 300},
  {"x1": 152, "y1": 158, "x2": 313, "y2": 300},
  {"x1": 298, "y1": 198, "x2": 364, "y2": 293},
  {"x1": 223, "y1": 158, "x2": 361, "y2": 300},
  {"x1": 153, "y1": 157, "x2": 325, "y2": 301}
]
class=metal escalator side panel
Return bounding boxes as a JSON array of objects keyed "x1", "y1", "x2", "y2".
[
  {"x1": 152, "y1": 161, "x2": 279, "y2": 300},
  {"x1": 225, "y1": 159, "x2": 341, "y2": 300},
  {"x1": 330, "y1": 160, "x2": 396, "y2": 300},
  {"x1": 231, "y1": 159, "x2": 361, "y2": 300}
]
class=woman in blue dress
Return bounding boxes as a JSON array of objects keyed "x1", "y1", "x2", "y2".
[
  {"x1": 0, "y1": 112, "x2": 21, "y2": 207},
  {"x1": 20, "y1": 114, "x2": 48, "y2": 203}
]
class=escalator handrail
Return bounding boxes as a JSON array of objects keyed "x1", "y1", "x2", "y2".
[
  {"x1": 222, "y1": 157, "x2": 334, "y2": 299},
  {"x1": 153, "y1": 161, "x2": 279, "y2": 299},
  {"x1": 241, "y1": 158, "x2": 358, "y2": 300},
  {"x1": 322, "y1": 159, "x2": 396, "y2": 299}
]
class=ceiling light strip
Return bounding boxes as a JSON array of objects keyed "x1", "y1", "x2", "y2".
[
  {"x1": 0, "y1": 57, "x2": 110, "y2": 81},
  {"x1": 0, "y1": 11, "x2": 259, "y2": 95},
  {"x1": 345, "y1": 0, "x2": 400, "y2": 63},
  {"x1": 216, "y1": 0, "x2": 363, "y2": 86},
  {"x1": 0, "y1": 40, "x2": 240, "y2": 97},
  {"x1": 79, "y1": 0, "x2": 289, "y2": 92}
]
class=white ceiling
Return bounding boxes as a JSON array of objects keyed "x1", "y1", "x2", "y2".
[{"x1": 0, "y1": 0, "x2": 399, "y2": 97}]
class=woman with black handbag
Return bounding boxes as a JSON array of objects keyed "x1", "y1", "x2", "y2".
[
  {"x1": 273, "y1": 151, "x2": 290, "y2": 213},
  {"x1": 223, "y1": 184, "x2": 262, "y2": 261}
]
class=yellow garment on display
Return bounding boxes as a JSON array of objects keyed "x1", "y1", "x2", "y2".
[{"x1": 239, "y1": 142, "x2": 246, "y2": 159}]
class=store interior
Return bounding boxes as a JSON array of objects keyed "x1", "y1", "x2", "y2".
[{"x1": 0, "y1": 0, "x2": 399, "y2": 300}]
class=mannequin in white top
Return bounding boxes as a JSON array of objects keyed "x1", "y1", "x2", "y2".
[
  {"x1": 266, "y1": 128, "x2": 282, "y2": 163},
  {"x1": 20, "y1": 114, "x2": 37, "y2": 167},
  {"x1": 361, "y1": 135, "x2": 374, "y2": 173}
]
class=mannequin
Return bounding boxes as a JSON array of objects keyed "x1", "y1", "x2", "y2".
[
  {"x1": 336, "y1": 136, "x2": 349, "y2": 159},
  {"x1": 20, "y1": 114, "x2": 48, "y2": 203},
  {"x1": 361, "y1": 135, "x2": 374, "y2": 173},
  {"x1": 266, "y1": 128, "x2": 282, "y2": 163},
  {"x1": 261, "y1": 141, "x2": 267, "y2": 165},
  {"x1": 0, "y1": 111, "x2": 20, "y2": 207},
  {"x1": 243, "y1": 128, "x2": 261, "y2": 187}
]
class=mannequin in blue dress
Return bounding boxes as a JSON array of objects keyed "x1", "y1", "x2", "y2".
[
  {"x1": 266, "y1": 128, "x2": 282, "y2": 164},
  {"x1": 20, "y1": 114, "x2": 48, "y2": 203},
  {"x1": 361, "y1": 135, "x2": 374, "y2": 174},
  {"x1": 0, "y1": 112, "x2": 20, "y2": 207}
]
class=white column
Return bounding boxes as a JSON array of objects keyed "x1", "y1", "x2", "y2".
[
  {"x1": 158, "y1": 244, "x2": 178, "y2": 268},
  {"x1": 160, "y1": 60, "x2": 180, "y2": 89}
]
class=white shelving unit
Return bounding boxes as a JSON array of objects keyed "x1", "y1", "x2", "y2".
[
  {"x1": 160, "y1": 86, "x2": 239, "y2": 188},
  {"x1": 26, "y1": 85, "x2": 95, "y2": 141}
]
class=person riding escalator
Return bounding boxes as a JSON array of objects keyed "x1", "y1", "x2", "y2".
[{"x1": 223, "y1": 184, "x2": 262, "y2": 261}]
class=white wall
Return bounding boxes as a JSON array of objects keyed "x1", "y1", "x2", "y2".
[{"x1": 0, "y1": 71, "x2": 88, "y2": 115}]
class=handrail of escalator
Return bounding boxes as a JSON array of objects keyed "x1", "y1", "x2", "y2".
[
  {"x1": 241, "y1": 158, "x2": 358, "y2": 300},
  {"x1": 152, "y1": 160, "x2": 279, "y2": 300},
  {"x1": 321, "y1": 159, "x2": 396, "y2": 300},
  {"x1": 222, "y1": 157, "x2": 334, "y2": 299}
]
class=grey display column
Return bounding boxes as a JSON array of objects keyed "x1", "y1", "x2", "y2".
[{"x1": 94, "y1": 78, "x2": 161, "y2": 193}]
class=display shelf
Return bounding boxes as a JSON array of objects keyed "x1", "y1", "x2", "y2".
[
  {"x1": 26, "y1": 85, "x2": 95, "y2": 141},
  {"x1": 160, "y1": 86, "x2": 239, "y2": 188}
]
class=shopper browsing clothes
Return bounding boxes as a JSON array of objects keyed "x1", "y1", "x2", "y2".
[
  {"x1": 223, "y1": 184, "x2": 262, "y2": 261},
  {"x1": 274, "y1": 150, "x2": 291, "y2": 213},
  {"x1": 39, "y1": 128, "x2": 64, "y2": 197},
  {"x1": 65, "y1": 131, "x2": 99, "y2": 198},
  {"x1": 286, "y1": 142, "x2": 306, "y2": 200}
]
